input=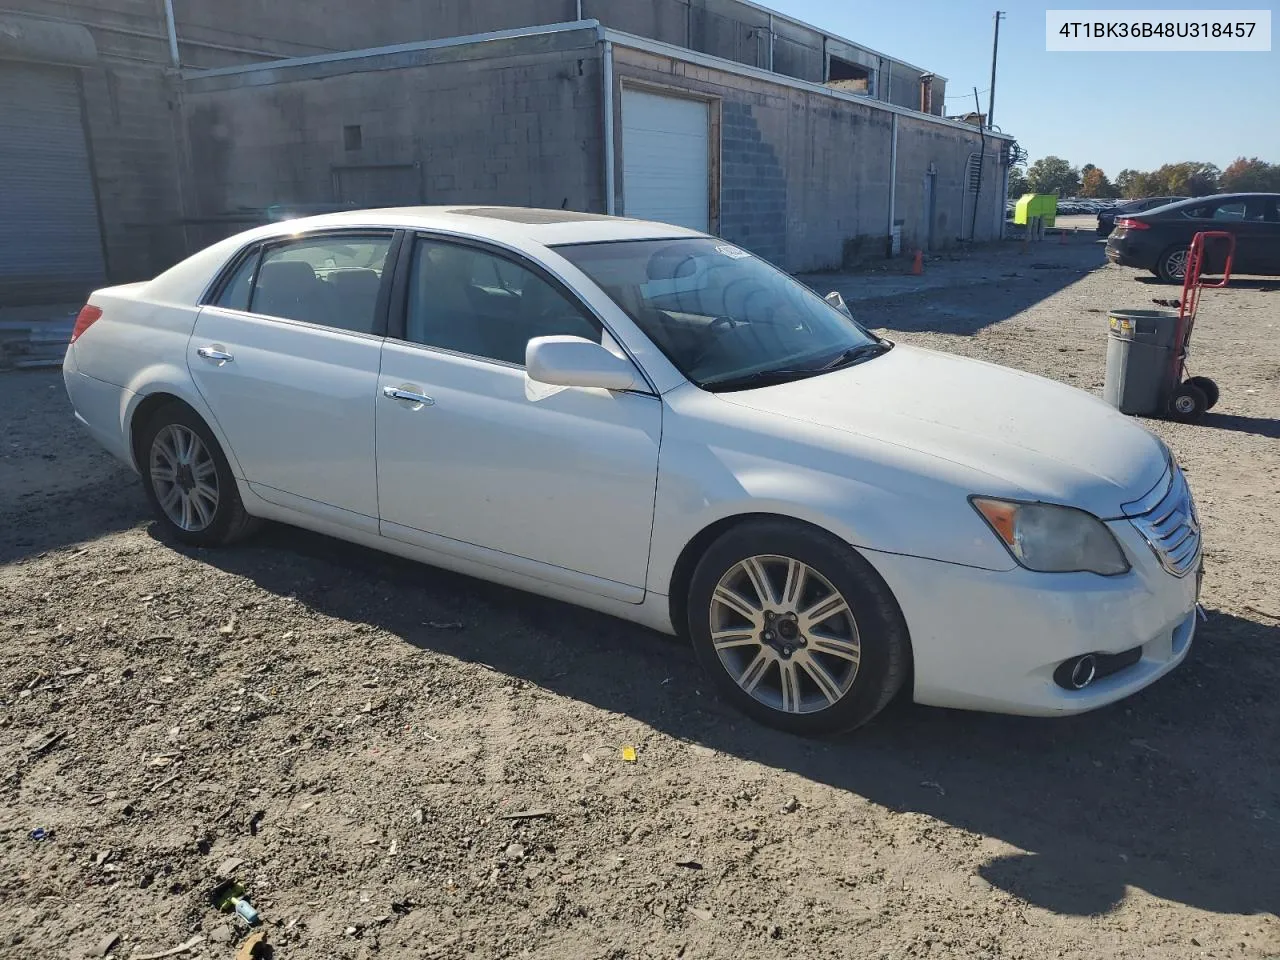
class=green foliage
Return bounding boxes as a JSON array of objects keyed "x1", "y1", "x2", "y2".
[
  {"x1": 1025, "y1": 156, "x2": 1080, "y2": 196},
  {"x1": 1220, "y1": 157, "x2": 1280, "y2": 192},
  {"x1": 1007, "y1": 167, "x2": 1029, "y2": 198},
  {"x1": 1080, "y1": 166, "x2": 1120, "y2": 198}
]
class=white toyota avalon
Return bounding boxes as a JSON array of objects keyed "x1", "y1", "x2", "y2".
[{"x1": 62, "y1": 207, "x2": 1201, "y2": 735}]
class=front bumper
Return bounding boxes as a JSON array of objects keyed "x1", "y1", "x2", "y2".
[{"x1": 863, "y1": 520, "x2": 1198, "y2": 716}]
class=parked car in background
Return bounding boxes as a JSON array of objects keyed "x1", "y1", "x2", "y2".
[
  {"x1": 1106, "y1": 193, "x2": 1280, "y2": 282},
  {"x1": 64, "y1": 207, "x2": 1201, "y2": 735},
  {"x1": 1097, "y1": 197, "x2": 1188, "y2": 236}
]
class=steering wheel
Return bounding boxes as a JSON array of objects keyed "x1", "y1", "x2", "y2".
[{"x1": 687, "y1": 315, "x2": 748, "y2": 368}]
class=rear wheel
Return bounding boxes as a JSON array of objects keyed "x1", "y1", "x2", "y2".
[
  {"x1": 687, "y1": 520, "x2": 909, "y2": 736},
  {"x1": 138, "y1": 403, "x2": 259, "y2": 546},
  {"x1": 1156, "y1": 245, "x2": 1190, "y2": 284}
]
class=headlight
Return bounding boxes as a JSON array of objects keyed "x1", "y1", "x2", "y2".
[{"x1": 971, "y1": 498, "x2": 1130, "y2": 575}]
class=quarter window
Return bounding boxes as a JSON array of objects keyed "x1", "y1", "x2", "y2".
[
  {"x1": 214, "y1": 252, "x2": 258, "y2": 311},
  {"x1": 403, "y1": 239, "x2": 600, "y2": 365},
  {"x1": 247, "y1": 235, "x2": 392, "y2": 334}
]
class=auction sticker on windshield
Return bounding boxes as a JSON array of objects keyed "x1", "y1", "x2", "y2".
[{"x1": 716, "y1": 244, "x2": 751, "y2": 259}]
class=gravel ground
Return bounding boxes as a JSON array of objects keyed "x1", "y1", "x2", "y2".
[{"x1": 2, "y1": 237, "x2": 1278, "y2": 960}]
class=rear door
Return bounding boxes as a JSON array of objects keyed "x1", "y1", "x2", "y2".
[
  {"x1": 189, "y1": 230, "x2": 398, "y2": 530},
  {"x1": 1185, "y1": 197, "x2": 1270, "y2": 273}
]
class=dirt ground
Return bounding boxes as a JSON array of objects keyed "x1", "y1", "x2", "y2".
[{"x1": 2, "y1": 237, "x2": 1278, "y2": 960}]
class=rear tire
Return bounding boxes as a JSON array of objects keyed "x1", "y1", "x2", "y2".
[
  {"x1": 1186, "y1": 375, "x2": 1219, "y2": 409},
  {"x1": 1156, "y1": 245, "x2": 1190, "y2": 284},
  {"x1": 687, "y1": 519, "x2": 909, "y2": 736},
  {"x1": 137, "y1": 402, "x2": 259, "y2": 546}
]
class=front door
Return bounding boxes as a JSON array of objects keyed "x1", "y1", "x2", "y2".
[
  {"x1": 374, "y1": 235, "x2": 662, "y2": 601},
  {"x1": 189, "y1": 230, "x2": 395, "y2": 527}
]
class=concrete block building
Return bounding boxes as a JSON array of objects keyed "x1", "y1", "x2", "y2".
[{"x1": 0, "y1": 0, "x2": 1015, "y2": 307}]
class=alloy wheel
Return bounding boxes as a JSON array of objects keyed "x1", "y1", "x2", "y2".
[
  {"x1": 149, "y1": 423, "x2": 220, "y2": 532},
  {"x1": 708, "y1": 554, "x2": 861, "y2": 714},
  {"x1": 1164, "y1": 248, "x2": 1188, "y2": 280}
]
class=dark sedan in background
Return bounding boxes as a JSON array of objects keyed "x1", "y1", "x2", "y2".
[
  {"x1": 1096, "y1": 196, "x2": 1187, "y2": 236},
  {"x1": 1105, "y1": 193, "x2": 1280, "y2": 282}
]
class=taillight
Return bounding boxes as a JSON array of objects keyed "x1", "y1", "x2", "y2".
[
  {"x1": 70, "y1": 304, "x2": 102, "y2": 343},
  {"x1": 1116, "y1": 218, "x2": 1150, "y2": 230}
]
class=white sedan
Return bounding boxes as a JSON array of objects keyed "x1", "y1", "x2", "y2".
[{"x1": 63, "y1": 207, "x2": 1201, "y2": 735}]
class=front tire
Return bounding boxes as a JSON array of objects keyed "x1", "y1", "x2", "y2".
[
  {"x1": 1156, "y1": 245, "x2": 1190, "y2": 284},
  {"x1": 138, "y1": 403, "x2": 259, "y2": 546},
  {"x1": 1167, "y1": 382, "x2": 1208, "y2": 423},
  {"x1": 687, "y1": 520, "x2": 909, "y2": 736}
]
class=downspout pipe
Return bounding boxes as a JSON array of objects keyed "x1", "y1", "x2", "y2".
[
  {"x1": 887, "y1": 113, "x2": 898, "y2": 253},
  {"x1": 162, "y1": 0, "x2": 180, "y2": 66},
  {"x1": 601, "y1": 36, "x2": 616, "y2": 215}
]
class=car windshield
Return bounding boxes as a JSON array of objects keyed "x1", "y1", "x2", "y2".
[{"x1": 555, "y1": 238, "x2": 881, "y2": 390}]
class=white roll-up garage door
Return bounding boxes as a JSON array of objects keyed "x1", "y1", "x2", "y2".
[
  {"x1": 621, "y1": 89, "x2": 710, "y2": 231},
  {"x1": 0, "y1": 61, "x2": 106, "y2": 306}
]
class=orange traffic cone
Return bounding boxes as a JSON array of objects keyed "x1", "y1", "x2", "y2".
[{"x1": 911, "y1": 249, "x2": 924, "y2": 275}]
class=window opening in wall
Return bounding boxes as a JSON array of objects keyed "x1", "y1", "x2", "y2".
[
  {"x1": 343, "y1": 125, "x2": 362, "y2": 151},
  {"x1": 827, "y1": 56, "x2": 873, "y2": 95}
]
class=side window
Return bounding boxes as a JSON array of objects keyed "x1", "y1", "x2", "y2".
[
  {"x1": 403, "y1": 238, "x2": 601, "y2": 365},
  {"x1": 249, "y1": 234, "x2": 392, "y2": 334},
  {"x1": 1209, "y1": 201, "x2": 1247, "y2": 221},
  {"x1": 214, "y1": 250, "x2": 258, "y2": 311}
]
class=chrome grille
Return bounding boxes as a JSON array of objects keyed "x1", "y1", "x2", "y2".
[{"x1": 1129, "y1": 467, "x2": 1201, "y2": 577}]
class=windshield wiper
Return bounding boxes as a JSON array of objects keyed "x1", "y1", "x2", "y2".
[
  {"x1": 700, "y1": 366, "x2": 828, "y2": 392},
  {"x1": 817, "y1": 341, "x2": 894, "y2": 370}
]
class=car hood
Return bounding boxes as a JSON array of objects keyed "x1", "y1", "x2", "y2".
[{"x1": 715, "y1": 344, "x2": 1166, "y2": 518}]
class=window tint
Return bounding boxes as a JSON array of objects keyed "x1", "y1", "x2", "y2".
[
  {"x1": 403, "y1": 239, "x2": 600, "y2": 365},
  {"x1": 249, "y1": 235, "x2": 392, "y2": 334},
  {"x1": 214, "y1": 251, "x2": 258, "y2": 311}
]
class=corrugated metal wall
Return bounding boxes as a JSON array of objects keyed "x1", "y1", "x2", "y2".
[{"x1": 0, "y1": 61, "x2": 106, "y2": 305}]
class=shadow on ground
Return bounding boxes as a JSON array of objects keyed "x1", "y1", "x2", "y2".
[
  {"x1": 818, "y1": 244, "x2": 1112, "y2": 337},
  {"x1": 1199, "y1": 412, "x2": 1280, "y2": 440},
  {"x1": 164, "y1": 519, "x2": 1280, "y2": 922}
]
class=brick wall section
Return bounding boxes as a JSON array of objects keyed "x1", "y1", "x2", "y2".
[
  {"x1": 612, "y1": 47, "x2": 999, "y2": 273},
  {"x1": 719, "y1": 101, "x2": 786, "y2": 265},
  {"x1": 181, "y1": 30, "x2": 604, "y2": 243}
]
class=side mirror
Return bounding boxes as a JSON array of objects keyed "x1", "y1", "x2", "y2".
[
  {"x1": 526, "y1": 336, "x2": 642, "y2": 391},
  {"x1": 825, "y1": 290, "x2": 853, "y2": 319}
]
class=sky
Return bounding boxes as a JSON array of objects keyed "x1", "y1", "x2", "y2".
[{"x1": 767, "y1": 0, "x2": 1278, "y2": 175}]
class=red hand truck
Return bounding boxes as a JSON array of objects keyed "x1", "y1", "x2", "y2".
[{"x1": 1163, "y1": 230, "x2": 1234, "y2": 422}]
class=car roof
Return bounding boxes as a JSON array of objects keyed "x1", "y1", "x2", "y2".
[{"x1": 247, "y1": 206, "x2": 705, "y2": 248}]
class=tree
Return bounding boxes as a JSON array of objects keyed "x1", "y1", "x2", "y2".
[
  {"x1": 1080, "y1": 165, "x2": 1119, "y2": 198},
  {"x1": 1221, "y1": 157, "x2": 1280, "y2": 192},
  {"x1": 1150, "y1": 161, "x2": 1220, "y2": 196},
  {"x1": 1008, "y1": 166, "x2": 1029, "y2": 197},
  {"x1": 1025, "y1": 156, "x2": 1081, "y2": 196}
]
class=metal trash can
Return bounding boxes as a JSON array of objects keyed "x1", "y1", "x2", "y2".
[{"x1": 1103, "y1": 310, "x2": 1179, "y2": 415}]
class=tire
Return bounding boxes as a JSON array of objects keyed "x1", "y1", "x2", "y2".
[
  {"x1": 1186, "y1": 375, "x2": 1220, "y2": 409},
  {"x1": 1167, "y1": 382, "x2": 1208, "y2": 423},
  {"x1": 1156, "y1": 245, "x2": 1190, "y2": 284},
  {"x1": 137, "y1": 402, "x2": 259, "y2": 546},
  {"x1": 687, "y1": 519, "x2": 909, "y2": 736}
]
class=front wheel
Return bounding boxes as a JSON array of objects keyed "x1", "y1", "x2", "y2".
[
  {"x1": 1167, "y1": 382, "x2": 1208, "y2": 423},
  {"x1": 687, "y1": 520, "x2": 909, "y2": 736},
  {"x1": 138, "y1": 403, "x2": 259, "y2": 546}
]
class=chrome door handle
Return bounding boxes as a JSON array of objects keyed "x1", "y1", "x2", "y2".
[
  {"x1": 382, "y1": 385, "x2": 435, "y2": 406},
  {"x1": 197, "y1": 346, "x2": 234, "y2": 364}
]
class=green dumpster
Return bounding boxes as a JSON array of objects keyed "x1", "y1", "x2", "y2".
[{"x1": 1013, "y1": 194, "x2": 1058, "y2": 227}]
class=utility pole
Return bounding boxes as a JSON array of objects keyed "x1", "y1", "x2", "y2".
[{"x1": 988, "y1": 11, "x2": 1005, "y2": 129}]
